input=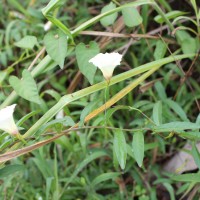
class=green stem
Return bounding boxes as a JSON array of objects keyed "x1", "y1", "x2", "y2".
[{"x1": 22, "y1": 54, "x2": 194, "y2": 139}]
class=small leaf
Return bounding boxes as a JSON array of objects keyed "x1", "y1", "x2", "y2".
[
  {"x1": 75, "y1": 42, "x2": 100, "y2": 84},
  {"x1": 154, "y1": 40, "x2": 167, "y2": 60},
  {"x1": 92, "y1": 172, "x2": 120, "y2": 186},
  {"x1": 132, "y1": 131, "x2": 144, "y2": 167},
  {"x1": 113, "y1": 130, "x2": 127, "y2": 169},
  {"x1": 122, "y1": 7, "x2": 143, "y2": 27},
  {"x1": 176, "y1": 30, "x2": 197, "y2": 54},
  {"x1": 44, "y1": 30, "x2": 68, "y2": 68},
  {"x1": 154, "y1": 10, "x2": 187, "y2": 24},
  {"x1": 181, "y1": 37, "x2": 197, "y2": 54},
  {"x1": 9, "y1": 69, "x2": 41, "y2": 104},
  {"x1": 153, "y1": 101, "x2": 162, "y2": 125},
  {"x1": 14, "y1": 35, "x2": 38, "y2": 49},
  {"x1": 155, "y1": 81, "x2": 167, "y2": 101},
  {"x1": 100, "y1": 2, "x2": 118, "y2": 27}
]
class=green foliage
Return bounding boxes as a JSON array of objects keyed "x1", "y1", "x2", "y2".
[
  {"x1": 132, "y1": 131, "x2": 144, "y2": 167},
  {"x1": 113, "y1": 129, "x2": 127, "y2": 169},
  {"x1": 122, "y1": 7, "x2": 143, "y2": 27},
  {"x1": 44, "y1": 29, "x2": 68, "y2": 68},
  {"x1": 75, "y1": 42, "x2": 99, "y2": 84},
  {"x1": 14, "y1": 35, "x2": 38, "y2": 49},
  {"x1": 9, "y1": 69, "x2": 41, "y2": 104},
  {"x1": 100, "y1": 2, "x2": 118, "y2": 27},
  {"x1": 154, "y1": 40, "x2": 167, "y2": 60},
  {"x1": 176, "y1": 30, "x2": 197, "y2": 54},
  {"x1": 0, "y1": 0, "x2": 199, "y2": 199}
]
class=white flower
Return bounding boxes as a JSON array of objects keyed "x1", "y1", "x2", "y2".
[
  {"x1": 89, "y1": 52, "x2": 122, "y2": 81},
  {"x1": 0, "y1": 104, "x2": 19, "y2": 135}
]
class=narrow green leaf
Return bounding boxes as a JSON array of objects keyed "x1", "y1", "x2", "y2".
[
  {"x1": 92, "y1": 172, "x2": 121, "y2": 186},
  {"x1": 122, "y1": 7, "x2": 143, "y2": 27},
  {"x1": 154, "y1": 81, "x2": 167, "y2": 101},
  {"x1": 75, "y1": 41, "x2": 100, "y2": 84},
  {"x1": 9, "y1": 69, "x2": 41, "y2": 104},
  {"x1": 154, "y1": 40, "x2": 167, "y2": 60},
  {"x1": 100, "y1": 2, "x2": 118, "y2": 27},
  {"x1": 192, "y1": 142, "x2": 200, "y2": 169},
  {"x1": 153, "y1": 101, "x2": 162, "y2": 125},
  {"x1": 14, "y1": 35, "x2": 38, "y2": 49},
  {"x1": 154, "y1": 10, "x2": 187, "y2": 23},
  {"x1": 44, "y1": 29, "x2": 68, "y2": 68},
  {"x1": 178, "y1": 131, "x2": 200, "y2": 140},
  {"x1": 0, "y1": 164, "x2": 25, "y2": 178},
  {"x1": 165, "y1": 99, "x2": 189, "y2": 122},
  {"x1": 154, "y1": 122, "x2": 200, "y2": 132},
  {"x1": 132, "y1": 131, "x2": 144, "y2": 167},
  {"x1": 113, "y1": 130, "x2": 127, "y2": 169},
  {"x1": 17, "y1": 110, "x2": 41, "y2": 126},
  {"x1": 171, "y1": 173, "x2": 200, "y2": 182}
]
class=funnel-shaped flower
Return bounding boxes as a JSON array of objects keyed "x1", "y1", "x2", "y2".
[
  {"x1": 89, "y1": 52, "x2": 122, "y2": 81},
  {"x1": 0, "y1": 104, "x2": 18, "y2": 135}
]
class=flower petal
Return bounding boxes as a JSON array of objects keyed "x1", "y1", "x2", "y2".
[
  {"x1": 0, "y1": 104, "x2": 18, "y2": 135},
  {"x1": 89, "y1": 52, "x2": 122, "y2": 80}
]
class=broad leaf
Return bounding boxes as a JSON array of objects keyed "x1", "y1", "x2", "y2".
[
  {"x1": 14, "y1": 35, "x2": 38, "y2": 49},
  {"x1": 44, "y1": 30, "x2": 68, "y2": 68},
  {"x1": 154, "y1": 40, "x2": 167, "y2": 60},
  {"x1": 9, "y1": 69, "x2": 41, "y2": 104},
  {"x1": 100, "y1": 2, "x2": 118, "y2": 27},
  {"x1": 113, "y1": 130, "x2": 127, "y2": 169},
  {"x1": 75, "y1": 41, "x2": 99, "y2": 84},
  {"x1": 122, "y1": 7, "x2": 143, "y2": 27},
  {"x1": 176, "y1": 30, "x2": 197, "y2": 54},
  {"x1": 132, "y1": 131, "x2": 144, "y2": 167}
]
